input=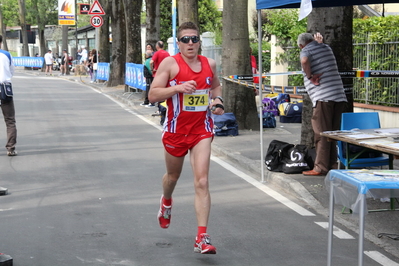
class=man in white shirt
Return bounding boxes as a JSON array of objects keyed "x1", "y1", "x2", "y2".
[
  {"x1": 44, "y1": 50, "x2": 54, "y2": 75},
  {"x1": 80, "y1": 46, "x2": 88, "y2": 64},
  {"x1": 0, "y1": 35, "x2": 17, "y2": 157}
]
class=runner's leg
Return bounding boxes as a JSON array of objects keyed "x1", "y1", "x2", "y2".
[
  {"x1": 189, "y1": 137, "x2": 212, "y2": 227},
  {"x1": 163, "y1": 150, "x2": 185, "y2": 199}
]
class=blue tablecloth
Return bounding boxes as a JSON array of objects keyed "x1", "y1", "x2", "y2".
[{"x1": 325, "y1": 169, "x2": 399, "y2": 213}]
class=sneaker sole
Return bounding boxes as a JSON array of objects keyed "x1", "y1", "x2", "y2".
[{"x1": 194, "y1": 247, "x2": 217, "y2": 254}]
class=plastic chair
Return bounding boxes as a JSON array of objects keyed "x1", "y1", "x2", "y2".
[{"x1": 337, "y1": 112, "x2": 390, "y2": 169}]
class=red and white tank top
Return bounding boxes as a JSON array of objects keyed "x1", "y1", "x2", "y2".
[{"x1": 163, "y1": 53, "x2": 214, "y2": 134}]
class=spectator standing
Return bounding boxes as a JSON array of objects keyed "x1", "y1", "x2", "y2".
[
  {"x1": 146, "y1": 43, "x2": 155, "y2": 56},
  {"x1": 44, "y1": 50, "x2": 54, "y2": 76},
  {"x1": 90, "y1": 49, "x2": 97, "y2": 83},
  {"x1": 149, "y1": 41, "x2": 170, "y2": 112},
  {"x1": 149, "y1": 22, "x2": 224, "y2": 254},
  {"x1": 76, "y1": 49, "x2": 82, "y2": 62},
  {"x1": 59, "y1": 49, "x2": 68, "y2": 75},
  {"x1": 0, "y1": 35, "x2": 17, "y2": 157},
  {"x1": 150, "y1": 41, "x2": 170, "y2": 76},
  {"x1": 80, "y1": 46, "x2": 88, "y2": 64},
  {"x1": 140, "y1": 51, "x2": 154, "y2": 107},
  {"x1": 87, "y1": 50, "x2": 93, "y2": 81},
  {"x1": 297, "y1": 32, "x2": 347, "y2": 176},
  {"x1": 250, "y1": 47, "x2": 259, "y2": 84}
]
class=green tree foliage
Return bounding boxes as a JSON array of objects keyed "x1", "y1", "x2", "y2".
[
  {"x1": 2, "y1": 0, "x2": 57, "y2": 27},
  {"x1": 261, "y1": 9, "x2": 306, "y2": 85},
  {"x1": 353, "y1": 15, "x2": 399, "y2": 43},
  {"x1": 1, "y1": 0, "x2": 20, "y2": 27},
  {"x1": 262, "y1": 9, "x2": 306, "y2": 47},
  {"x1": 250, "y1": 41, "x2": 270, "y2": 72},
  {"x1": 353, "y1": 16, "x2": 399, "y2": 106},
  {"x1": 159, "y1": 0, "x2": 222, "y2": 43}
]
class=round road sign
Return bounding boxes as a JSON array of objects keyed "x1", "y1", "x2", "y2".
[{"x1": 90, "y1": 15, "x2": 103, "y2": 28}]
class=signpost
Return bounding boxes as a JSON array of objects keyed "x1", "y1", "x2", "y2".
[
  {"x1": 78, "y1": 3, "x2": 90, "y2": 15},
  {"x1": 90, "y1": 15, "x2": 103, "y2": 28},
  {"x1": 88, "y1": 0, "x2": 106, "y2": 15},
  {"x1": 87, "y1": 0, "x2": 106, "y2": 78}
]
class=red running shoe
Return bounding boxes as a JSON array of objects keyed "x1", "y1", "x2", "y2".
[
  {"x1": 157, "y1": 196, "x2": 172, "y2": 229},
  {"x1": 194, "y1": 233, "x2": 217, "y2": 254}
]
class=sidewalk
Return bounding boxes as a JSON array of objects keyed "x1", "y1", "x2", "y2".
[{"x1": 23, "y1": 69, "x2": 399, "y2": 260}]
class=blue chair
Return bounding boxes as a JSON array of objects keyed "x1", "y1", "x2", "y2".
[{"x1": 337, "y1": 112, "x2": 390, "y2": 169}]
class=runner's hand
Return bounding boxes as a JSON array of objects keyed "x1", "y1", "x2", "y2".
[{"x1": 178, "y1": 80, "x2": 197, "y2": 94}]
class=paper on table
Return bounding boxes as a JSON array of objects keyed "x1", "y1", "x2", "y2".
[
  {"x1": 376, "y1": 142, "x2": 399, "y2": 149},
  {"x1": 323, "y1": 130, "x2": 356, "y2": 134},
  {"x1": 373, "y1": 170, "x2": 399, "y2": 177},
  {"x1": 374, "y1": 128, "x2": 399, "y2": 135},
  {"x1": 359, "y1": 138, "x2": 394, "y2": 145},
  {"x1": 345, "y1": 134, "x2": 386, "y2": 139}
]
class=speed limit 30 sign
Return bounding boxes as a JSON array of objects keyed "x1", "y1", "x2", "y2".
[{"x1": 90, "y1": 15, "x2": 103, "y2": 28}]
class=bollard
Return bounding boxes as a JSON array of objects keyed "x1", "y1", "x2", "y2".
[
  {"x1": 0, "y1": 187, "x2": 7, "y2": 196},
  {"x1": 0, "y1": 253, "x2": 12, "y2": 266}
]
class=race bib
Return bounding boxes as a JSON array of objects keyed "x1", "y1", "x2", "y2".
[{"x1": 183, "y1": 89, "x2": 210, "y2": 112}]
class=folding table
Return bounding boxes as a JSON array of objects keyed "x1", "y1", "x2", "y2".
[{"x1": 326, "y1": 169, "x2": 399, "y2": 266}]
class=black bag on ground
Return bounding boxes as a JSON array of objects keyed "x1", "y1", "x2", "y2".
[
  {"x1": 264, "y1": 140, "x2": 293, "y2": 172},
  {"x1": 280, "y1": 144, "x2": 313, "y2": 174},
  {"x1": 0, "y1": 83, "x2": 13, "y2": 101},
  {"x1": 214, "y1": 113, "x2": 239, "y2": 136},
  {"x1": 265, "y1": 140, "x2": 314, "y2": 174}
]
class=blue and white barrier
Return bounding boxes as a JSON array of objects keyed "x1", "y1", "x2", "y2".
[
  {"x1": 97, "y1": 62, "x2": 110, "y2": 81},
  {"x1": 125, "y1": 63, "x2": 146, "y2": 91},
  {"x1": 14, "y1": 57, "x2": 44, "y2": 68}
]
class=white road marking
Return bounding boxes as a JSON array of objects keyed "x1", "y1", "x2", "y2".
[
  {"x1": 365, "y1": 251, "x2": 399, "y2": 266},
  {"x1": 314, "y1": 222, "x2": 354, "y2": 239},
  {"x1": 211, "y1": 156, "x2": 315, "y2": 216}
]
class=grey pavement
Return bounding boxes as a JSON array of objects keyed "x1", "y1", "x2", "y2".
[{"x1": 21, "y1": 68, "x2": 399, "y2": 260}]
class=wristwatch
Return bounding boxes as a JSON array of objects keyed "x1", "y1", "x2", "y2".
[
  {"x1": 214, "y1": 96, "x2": 224, "y2": 103},
  {"x1": 307, "y1": 74, "x2": 313, "y2": 79}
]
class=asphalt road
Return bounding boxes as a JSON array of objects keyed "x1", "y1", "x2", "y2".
[{"x1": 0, "y1": 71, "x2": 397, "y2": 266}]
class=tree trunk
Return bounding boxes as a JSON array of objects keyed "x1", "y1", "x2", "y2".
[
  {"x1": 0, "y1": 5, "x2": 8, "y2": 51},
  {"x1": 221, "y1": 0, "x2": 259, "y2": 130},
  {"x1": 17, "y1": 0, "x2": 29, "y2": 56},
  {"x1": 301, "y1": 6, "x2": 354, "y2": 147},
  {"x1": 145, "y1": 0, "x2": 160, "y2": 47},
  {"x1": 108, "y1": 0, "x2": 126, "y2": 87},
  {"x1": 98, "y1": 0, "x2": 110, "y2": 63},
  {"x1": 178, "y1": 0, "x2": 198, "y2": 26},
  {"x1": 122, "y1": 0, "x2": 142, "y2": 63},
  {"x1": 31, "y1": 0, "x2": 46, "y2": 56}
]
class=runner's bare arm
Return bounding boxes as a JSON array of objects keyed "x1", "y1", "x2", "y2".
[{"x1": 149, "y1": 57, "x2": 197, "y2": 103}]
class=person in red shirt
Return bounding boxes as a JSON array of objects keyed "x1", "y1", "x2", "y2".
[
  {"x1": 150, "y1": 41, "x2": 170, "y2": 76},
  {"x1": 149, "y1": 22, "x2": 223, "y2": 255}
]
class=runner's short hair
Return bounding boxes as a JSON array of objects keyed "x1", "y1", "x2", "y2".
[{"x1": 177, "y1": 22, "x2": 199, "y2": 39}]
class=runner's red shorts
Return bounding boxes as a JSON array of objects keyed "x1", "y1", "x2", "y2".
[{"x1": 162, "y1": 132, "x2": 213, "y2": 157}]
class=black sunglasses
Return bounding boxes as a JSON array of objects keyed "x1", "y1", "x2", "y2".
[{"x1": 178, "y1": 36, "x2": 200, "y2": 44}]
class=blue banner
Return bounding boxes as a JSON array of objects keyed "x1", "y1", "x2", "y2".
[
  {"x1": 14, "y1": 57, "x2": 44, "y2": 68},
  {"x1": 97, "y1": 62, "x2": 109, "y2": 81},
  {"x1": 125, "y1": 63, "x2": 146, "y2": 91}
]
